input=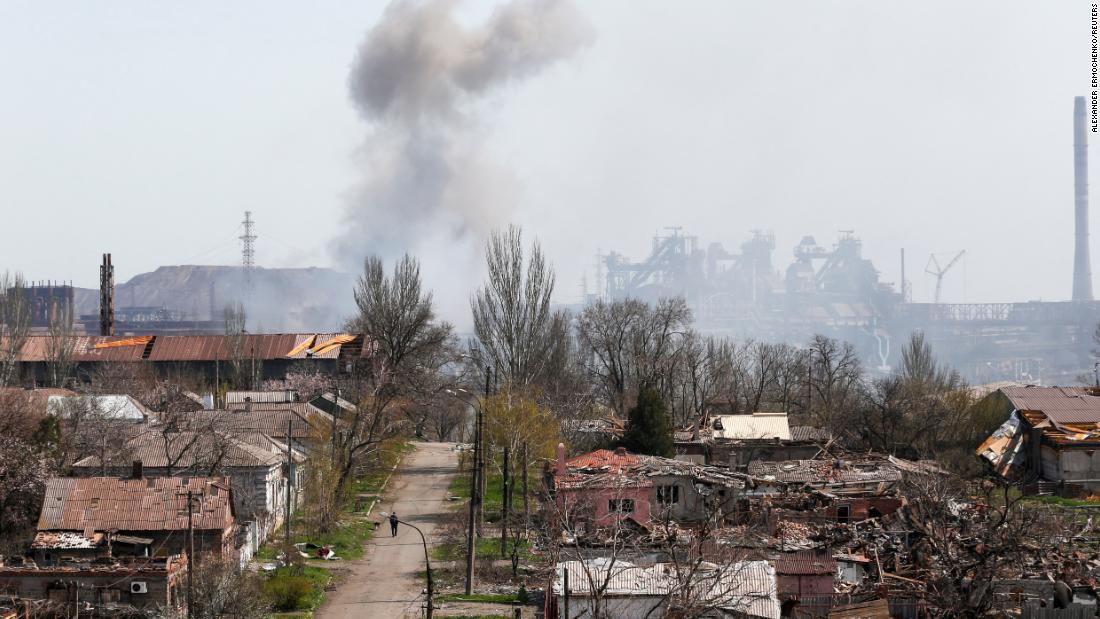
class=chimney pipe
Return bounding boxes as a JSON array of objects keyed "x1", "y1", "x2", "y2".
[
  {"x1": 99, "y1": 253, "x2": 115, "y2": 336},
  {"x1": 556, "y1": 443, "x2": 567, "y2": 476},
  {"x1": 1074, "y1": 96, "x2": 1094, "y2": 301}
]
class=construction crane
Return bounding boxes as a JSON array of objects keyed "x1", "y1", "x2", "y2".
[{"x1": 925, "y1": 250, "x2": 965, "y2": 304}]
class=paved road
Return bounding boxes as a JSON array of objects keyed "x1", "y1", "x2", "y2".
[{"x1": 317, "y1": 442, "x2": 458, "y2": 619}]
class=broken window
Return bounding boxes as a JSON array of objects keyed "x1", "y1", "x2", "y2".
[
  {"x1": 837, "y1": 504, "x2": 850, "y2": 523},
  {"x1": 609, "y1": 499, "x2": 635, "y2": 513},
  {"x1": 656, "y1": 485, "x2": 680, "y2": 505}
]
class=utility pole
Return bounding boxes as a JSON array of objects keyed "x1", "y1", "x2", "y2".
[
  {"x1": 394, "y1": 517, "x2": 433, "y2": 618},
  {"x1": 286, "y1": 421, "x2": 293, "y2": 548},
  {"x1": 186, "y1": 490, "x2": 195, "y2": 619},
  {"x1": 464, "y1": 366, "x2": 491, "y2": 595},
  {"x1": 563, "y1": 566, "x2": 570, "y2": 619},
  {"x1": 478, "y1": 367, "x2": 491, "y2": 525},
  {"x1": 500, "y1": 445, "x2": 509, "y2": 558},
  {"x1": 522, "y1": 441, "x2": 529, "y2": 535}
]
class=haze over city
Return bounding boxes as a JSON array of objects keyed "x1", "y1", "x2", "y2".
[{"x1": 0, "y1": 1, "x2": 1090, "y2": 326}]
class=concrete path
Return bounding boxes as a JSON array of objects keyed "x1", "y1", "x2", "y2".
[{"x1": 317, "y1": 442, "x2": 458, "y2": 619}]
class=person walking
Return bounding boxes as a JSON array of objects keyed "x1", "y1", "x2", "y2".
[{"x1": 389, "y1": 511, "x2": 399, "y2": 537}]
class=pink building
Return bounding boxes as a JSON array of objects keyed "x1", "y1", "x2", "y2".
[{"x1": 553, "y1": 446, "x2": 654, "y2": 526}]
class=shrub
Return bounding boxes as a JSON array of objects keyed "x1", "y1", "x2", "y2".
[{"x1": 263, "y1": 575, "x2": 315, "y2": 611}]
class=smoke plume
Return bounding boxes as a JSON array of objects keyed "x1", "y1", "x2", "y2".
[{"x1": 335, "y1": 0, "x2": 592, "y2": 316}]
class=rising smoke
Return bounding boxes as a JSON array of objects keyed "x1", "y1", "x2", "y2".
[{"x1": 335, "y1": 0, "x2": 593, "y2": 322}]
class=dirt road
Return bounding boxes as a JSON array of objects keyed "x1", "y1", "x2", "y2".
[{"x1": 317, "y1": 442, "x2": 458, "y2": 619}]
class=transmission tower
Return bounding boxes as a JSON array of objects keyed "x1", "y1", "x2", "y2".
[{"x1": 240, "y1": 211, "x2": 257, "y2": 284}]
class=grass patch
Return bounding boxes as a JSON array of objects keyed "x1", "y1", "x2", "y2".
[
  {"x1": 432, "y1": 536, "x2": 534, "y2": 563},
  {"x1": 300, "y1": 515, "x2": 376, "y2": 561},
  {"x1": 1026, "y1": 495, "x2": 1100, "y2": 508},
  {"x1": 447, "y1": 458, "x2": 538, "y2": 523},
  {"x1": 263, "y1": 565, "x2": 331, "y2": 612}
]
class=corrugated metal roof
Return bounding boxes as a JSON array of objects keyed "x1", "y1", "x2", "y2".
[
  {"x1": 553, "y1": 560, "x2": 780, "y2": 619},
  {"x1": 182, "y1": 408, "x2": 330, "y2": 439},
  {"x1": 47, "y1": 395, "x2": 150, "y2": 421},
  {"x1": 72, "y1": 428, "x2": 282, "y2": 470},
  {"x1": 774, "y1": 556, "x2": 837, "y2": 575},
  {"x1": 789, "y1": 426, "x2": 831, "y2": 443},
  {"x1": 1000, "y1": 386, "x2": 1100, "y2": 424},
  {"x1": 38, "y1": 476, "x2": 234, "y2": 533},
  {"x1": 144, "y1": 334, "x2": 299, "y2": 361},
  {"x1": 12, "y1": 333, "x2": 366, "y2": 362},
  {"x1": 224, "y1": 402, "x2": 327, "y2": 416},
  {"x1": 713, "y1": 413, "x2": 791, "y2": 440},
  {"x1": 226, "y1": 390, "x2": 299, "y2": 404}
]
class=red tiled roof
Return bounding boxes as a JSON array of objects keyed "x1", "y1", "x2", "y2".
[
  {"x1": 38, "y1": 477, "x2": 234, "y2": 533},
  {"x1": 566, "y1": 449, "x2": 641, "y2": 472}
]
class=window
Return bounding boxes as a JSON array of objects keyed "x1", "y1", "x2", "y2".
[
  {"x1": 837, "y1": 504, "x2": 850, "y2": 523},
  {"x1": 656, "y1": 485, "x2": 680, "y2": 505},
  {"x1": 608, "y1": 499, "x2": 635, "y2": 513}
]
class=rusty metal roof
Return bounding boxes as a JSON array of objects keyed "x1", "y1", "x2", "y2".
[
  {"x1": 38, "y1": 477, "x2": 234, "y2": 533},
  {"x1": 13, "y1": 333, "x2": 366, "y2": 363},
  {"x1": 144, "y1": 334, "x2": 298, "y2": 361},
  {"x1": 774, "y1": 556, "x2": 837, "y2": 575},
  {"x1": 1000, "y1": 386, "x2": 1100, "y2": 424}
]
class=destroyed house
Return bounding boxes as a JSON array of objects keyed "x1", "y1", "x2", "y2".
[
  {"x1": 707, "y1": 413, "x2": 831, "y2": 469},
  {"x1": 32, "y1": 477, "x2": 235, "y2": 565},
  {"x1": 551, "y1": 446, "x2": 746, "y2": 527},
  {"x1": 774, "y1": 554, "x2": 838, "y2": 613},
  {"x1": 976, "y1": 386, "x2": 1100, "y2": 490},
  {"x1": 742, "y1": 457, "x2": 929, "y2": 523},
  {"x1": 0, "y1": 555, "x2": 186, "y2": 611}
]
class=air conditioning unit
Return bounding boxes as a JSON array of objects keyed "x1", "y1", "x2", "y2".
[{"x1": 130, "y1": 581, "x2": 148, "y2": 594}]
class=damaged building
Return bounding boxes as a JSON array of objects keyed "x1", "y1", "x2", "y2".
[{"x1": 977, "y1": 386, "x2": 1100, "y2": 492}]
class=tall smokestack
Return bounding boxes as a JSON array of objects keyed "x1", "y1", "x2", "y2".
[
  {"x1": 1074, "y1": 96, "x2": 1094, "y2": 301},
  {"x1": 99, "y1": 253, "x2": 114, "y2": 336}
]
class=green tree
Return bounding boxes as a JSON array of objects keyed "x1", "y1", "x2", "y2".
[{"x1": 622, "y1": 386, "x2": 674, "y2": 457}]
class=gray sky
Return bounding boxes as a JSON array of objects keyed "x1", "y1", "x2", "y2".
[{"x1": 0, "y1": 1, "x2": 1090, "y2": 325}]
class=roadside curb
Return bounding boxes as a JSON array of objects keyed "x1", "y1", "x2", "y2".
[{"x1": 364, "y1": 445, "x2": 408, "y2": 517}]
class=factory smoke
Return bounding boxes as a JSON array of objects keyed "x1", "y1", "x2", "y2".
[{"x1": 334, "y1": 0, "x2": 593, "y2": 317}]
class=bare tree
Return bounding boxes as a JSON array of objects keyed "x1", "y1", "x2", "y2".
[
  {"x1": 807, "y1": 334, "x2": 862, "y2": 427},
  {"x1": 44, "y1": 298, "x2": 76, "y2": 388},
  {"x1": 577, "y1": 297, "x2": 692, "y2": 417},
  {"x1": 0, "y1": 436, "x2": 47, "y2": 552},
  {"x1": 189, "y1": 554, "x2": 270, "y2": 619},
  {"x1": 0, "y1": 272, "x2": 31, "y2": 387},
  {"x1": 471, "y1": 225, "x2": 564, "y2": 389},
  {"x1": 224, "y1": 302, "x2": 250, "y2": 389},
  {"x1": 338, "y1": 254, "x2": 451, "y2": 490}
]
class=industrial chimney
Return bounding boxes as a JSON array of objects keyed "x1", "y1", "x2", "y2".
[
  {"x1": 99, "y1": 253, "x2": 115, "y2": 336},
  {"x1": 1074, "y1": 96, "x2": 1094, "y2": 301}
]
